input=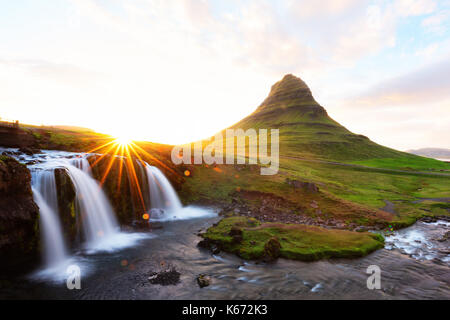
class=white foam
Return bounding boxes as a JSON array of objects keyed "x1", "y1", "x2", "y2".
[
  {"x1": 150, "y1": 206, "x2": 217, "y2": 222},
  {"x1": 29, "y1": 257, "x2": 91, "y2": 284},
  {"x1": 84, "y1": 232, "x2": 153, "y2": 254}
]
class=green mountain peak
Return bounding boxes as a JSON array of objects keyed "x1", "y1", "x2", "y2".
[{"x1": 229, "y1": 74, "x2": 408, "y2": 161}]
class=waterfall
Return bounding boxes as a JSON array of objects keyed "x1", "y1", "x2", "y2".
[
  {"x1": 143, "y1": 164, "x2": 182, "y2": 213},
  {"x1": 70, "y1": 156, "x2": 91, "y2": 173},
  {"x1": 63, "y1": 160, "x2": 119, "y2": 247},
  {"x1": 31, "y1": 170, "x2": 68, "y2": 268}
]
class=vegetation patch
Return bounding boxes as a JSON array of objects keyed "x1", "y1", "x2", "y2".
[{"x1": 201, "y1": 216, "x2": 385, "y2": 261}]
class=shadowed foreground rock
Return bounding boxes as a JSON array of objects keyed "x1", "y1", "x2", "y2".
[{"x1": 0, "y1": 156, "x2": 39, "y2": 271}]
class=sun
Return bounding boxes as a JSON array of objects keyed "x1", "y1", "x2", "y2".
[
  {"x1": 115, "y1": 137, "x2": 132, "y2": 146},
  {"x1": 114, "y1": 135, "x2": 133, "y2": 146}
]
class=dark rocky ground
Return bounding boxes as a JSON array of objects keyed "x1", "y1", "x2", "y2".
[{"x1": 0, "y1": 155, "x2": 40, "y2": 272}]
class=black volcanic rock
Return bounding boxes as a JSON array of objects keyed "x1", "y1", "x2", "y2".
[{"x1": 0, "y1": 156, "x2": 40, "y2": 271}]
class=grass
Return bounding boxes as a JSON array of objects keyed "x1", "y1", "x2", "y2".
[
  {"x1": 351, "y1": 157, "x2": 450, "y2": 172},
  {"x1": 49, "y1": 133, "x2": 77, "y2": 146},
  {"x1": 202, "y1": 216, "x2": 385, "y2": 261},
  {"x1": 180, "y1": 155, "x2": 450, "y2": 228}
]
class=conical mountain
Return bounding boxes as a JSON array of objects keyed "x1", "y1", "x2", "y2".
[{"x1": 229, "y1": 74, "x2": 407, "y2": 161}]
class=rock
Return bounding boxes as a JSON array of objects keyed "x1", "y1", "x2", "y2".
[
  {"x1": 2, "y1": 151, "x2": 20, "y2": 156},
  {"x1": 437, "y1": 231, "x2": 450, "y2": 242},
  {"x1": 232, "y1": 234, "x2": 243, "y2": 243},
  {"x1": 149, "y1": 208, "x2": 165, "y2": 219},
  {"x1": 211, "y1": 245, "x2": 221, "y2": 254},
  {"x1": 148, "y1": 267, "x2": 180, "y2": 286},
  {"x1": 54, "y1": 168, "x2": 77, "y2": 244},
  {"x1": 229, "y1": 227, "x2": 243, "y2": 243},
  {"x1": 229, "y1": 226, "x2": 243, "y2": 237},
  {"x1": 421, "y1": 216, "x2": 437, "y2": 223},
  {"x1": 286, "y1": 178, "x2": 319, "y2": 193},
  {"x1": 354, "y1": 226, "x2": 368, "y2": 232},
  {"x1": 0, "y1": 156, "x2": 40, "y2": 270},
  {"x1": 197, "y1": 274, "x2": 211, "y2": 288},
  {"x1": 18, "y1": 147, "x2": 41, "y2": 155},
  {"x1": 264, "y1": 237, "x2": 281, "y2": 261},
  {"x1": 147, "y1": 274, "x2": 158, "y2": 281},
  {"x1": 197, "y1": 238, "x2": 212, "y2": 249}
]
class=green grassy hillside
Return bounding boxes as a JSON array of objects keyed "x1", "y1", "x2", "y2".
[{"x1": 184, "y1": 74, "x2": 450, "y2": 261}]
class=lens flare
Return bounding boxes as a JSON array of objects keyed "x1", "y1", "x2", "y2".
[
  {"x1": 115, "y1": 136, "x2": 132, "y2": 146},
  {"x1": 84, "y1": 134, "x2": 180, "y2": 215}
]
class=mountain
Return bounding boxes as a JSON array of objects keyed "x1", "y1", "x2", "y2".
[
  {"x1": 406, "y1": 148, "x2": 450, "y2": 160},
  {"x1": 228, "y1": 74, "x2": 410, "y2": 161}
]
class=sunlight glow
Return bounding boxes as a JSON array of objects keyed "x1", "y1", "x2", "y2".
[
  {"x1": 84, "y1": 136, "x2": 181, "y2": 216},
  {"x1": 114, "y1": 136, "x2": 133, "y2": 146}
]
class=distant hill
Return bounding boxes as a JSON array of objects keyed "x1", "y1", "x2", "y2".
[
  {"x1": 407, "y1": 148, "x2": 450, "y2": 160},
  {"x1": 226, "y1": 74, "x2": 414, "y2": 161},
  {"x1": 45, "y1": 125, "x2": 95, "y2": 132}
]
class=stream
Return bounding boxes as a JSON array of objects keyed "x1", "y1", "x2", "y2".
[{"x1": 1, "y1": 213, "x2": 449, "y2": 299}]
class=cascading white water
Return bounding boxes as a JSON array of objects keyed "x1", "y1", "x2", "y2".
[
  {"x1": 31, "y1": 170, "x2": 68, "y2": 268},
  {"x1": 63, "y1": 159, "x2": 119, "y2": 247},
  {"x1": 142, "y1": 162, "x2": 214, "y2": 221},
  {"x1": 71, "y1": 156, "x2": 91, "y2": 173},
  {"x1": 144, "y1": 164, "x2": 182, "y2": 212}
]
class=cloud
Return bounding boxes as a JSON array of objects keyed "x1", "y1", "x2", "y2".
[
  {"x1": 289, "y1": 0, "x2": 367, "y2": 17},
  {"x1": 2, "y1": 0, "x2": 448, "y2": 148},
  {"x1": 421, "y1": 10, "x2": 450, "y2": 33},
  {"x1": 394, "y1": 0, "x2": 436, "y2": 17},
  {"x1": 0, "y1": 58, "x2": 104, "y2": 87},
  {"x1": 349, "y1": 56, "x2": 450, "y2": 107}
]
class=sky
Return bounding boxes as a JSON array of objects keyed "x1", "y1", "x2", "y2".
[{"x1": 0, "y1": 0, "x2": 449, "y2": 150}]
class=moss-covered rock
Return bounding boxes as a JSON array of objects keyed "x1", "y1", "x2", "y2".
[
  {"x1": 263, "y1": 237, "x2": 281, "y2": 261},
  {"x1": 201, "y1": 216, "x2": 385, "y2": 261}
]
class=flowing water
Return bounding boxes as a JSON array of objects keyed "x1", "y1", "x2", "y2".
[
  {"x1": 0, "y1": 214, "x2": 448, "y2": 299},
  {"x1": 144, "y1": 164, "x2": 182, "y2": 212},
  {"x1": 0, "y1": 148, "x2": 448, "y2": 299},
  {"x1": 31, "y1": 180, "x2": 68, "y2": 268},
  {"x1": 63, "y1": 161, "x2": 119, "y2": 248}
]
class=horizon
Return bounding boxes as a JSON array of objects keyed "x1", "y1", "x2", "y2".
[{"x1": 1, "y1": 0, "x2": 449, "y2": 150}]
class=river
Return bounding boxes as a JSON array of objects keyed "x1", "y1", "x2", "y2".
[{"x1": 1, "y1": 212, "x2": 448, "y2": 299}]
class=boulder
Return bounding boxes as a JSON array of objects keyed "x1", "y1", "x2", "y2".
[
  {"x1": 0, "y1": 156, "x2": 40, "y2": 270},
  {"x1": 286, "y1": 178, "x2": 319, "y2": 193},
  {"x1": 229, "y1": 227, "x2": 243, "y2": 243},
  {"x1": 263, "y1": 237, "x2": 281, "y2": 261},
  {"x1": 197, "y1": 274, "x2": 211, "y2": 288},
  {"x1": 18, "y1": 147, "x2": 41, "y2": 155}
]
